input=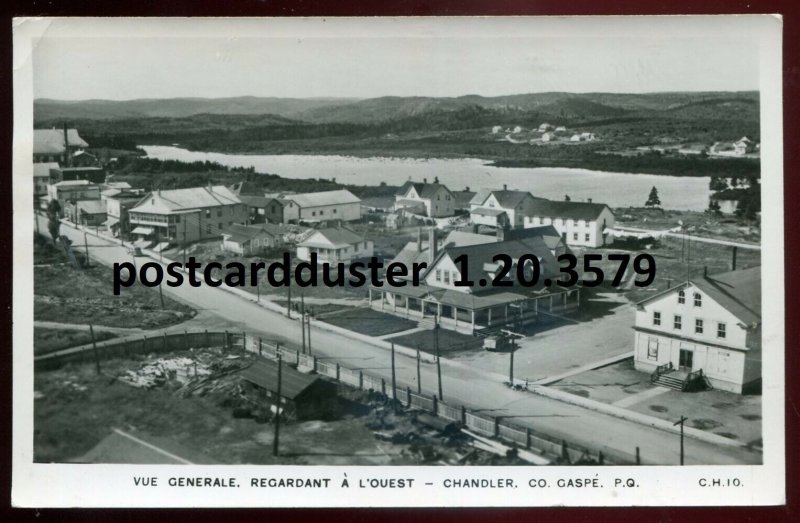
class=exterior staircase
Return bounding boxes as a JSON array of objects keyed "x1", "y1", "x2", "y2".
[{"x1": 650, "y1": 362, "x2": 710, "y2": 392}]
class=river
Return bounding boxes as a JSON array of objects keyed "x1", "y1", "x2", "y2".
[{"x1": 140, "y1": 145, "x2": 711, "y2": 211}]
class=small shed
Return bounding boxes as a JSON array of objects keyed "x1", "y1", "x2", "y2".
[{"x1": 240, "y1": 358, "x2": 338, "y2": 420}]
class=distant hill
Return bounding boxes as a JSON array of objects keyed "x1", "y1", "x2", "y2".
[{"x1": 34, "y1": 91, "x2": 759, "y2": 125}]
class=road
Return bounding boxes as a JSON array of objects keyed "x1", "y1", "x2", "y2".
[
  {"x1": 612, "y1": 225, "x2": 761, "y2": 250},
  {"x1": 38, "y1": 216, "x2": 762, "y2": 465}
]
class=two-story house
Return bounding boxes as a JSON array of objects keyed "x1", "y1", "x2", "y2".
[
  {"x1": 370, "y1": 227, "x2": 580, "y2": 334},
  {"x1": 128, "y1": 185, "x2": 247, "y2": 246},
  {"x1": 633, "y1": 266, "x2": 761, "y2": 394},
  {"x1": 469, "y1": 186, "x2": 543, "y2": 229},
  {"x1": 523, "y1": 199, "x2": 615, "y2": 247},
  {"x1": 33, "y1": 127, "x2": 89, "y2": 164},
  {"x1": 394, "y1": 180, "x2": 455, "y2": 218}
]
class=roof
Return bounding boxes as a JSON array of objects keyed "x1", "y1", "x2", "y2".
[
  {"x1": 75, "y1": 428, "x2": 217, "y2": 465},
  {"x1": 33, "y1": 129, "x2": 89, "y2": 155},
  {"x1": 395, "y1": 181, "x2": 452, "y2": 199},
  {"x1": 299, "y1": 227, "x2": 364, "y2": 248},
  {"x1": 239, "y1": 194, "x2": 278, "y2": 208},
  {"x1": 131, "y1": 185, "x2": 241, "y2": 214},
  {"x1": 230, "y1": 180, "x2": 265, "y2": 196},
  {"x1": 528, "y1": 199, "x2": 612, "y2": 221},
  {"x1": 54, "y1": 179, "x2": 94, "y2": 187},
  {"x1": 77, "y1": 200, "x2": 107, "y2": 214},
  {"x1": 471, "y1": 208, "x2": 508, "y2": 217},
  {"x1": 470, "y1": 188, "x2": 540, "y2": 208},
  {"x1": 240, "y1": 358, "x2": 328, "y2": 400},
  {"x1": 222, "y1": 223, "x2": 278, "y2": 243},
  {"x1": 441, "y1": 231, "x2": 497, "y2": 248},
  {"x1": 453, "y1": 191, "x2": 476, "y2": 208},
  {"x1": 282, "y1": 189, "x2": 361, "y2": 208},
  {"x1": 638, "y1": 267, "x2": 761, "y2": 325},
  {"x1": 33, "y1": 162, "x2": 60, "y2": 178}
]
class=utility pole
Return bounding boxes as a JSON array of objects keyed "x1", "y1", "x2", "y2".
[
  {"x1": 434, "y1": 320, "x2": 443, "y2": 400},
  {"x1": 89, "y1": 324, "x2": 100, "y2": 375},
  {"x1": 286, "y1": 284, "x2": 292, "y2": 318},
  {"x1": 83, "y1": 231, "x2": 90, "y2": 267},
  {"x1": 416, "y1": 346, "x2": 422, "y2": 394},
  {"x1": 306, "y1": 307, "x2": 312, "y2": 356},
  {"x1": 390, "y1": 342, "x2": 397, "y2": 411},
  {"x1": 158, "y1": 283, "x2": 165, "y2": 308},
  {"x1": 509, "y1": 339, "x2": 515, "y2": 385},
  {"x1": 300, "y1": 292, "x2": 306, "y2": 354},
  {"x1": 273, "y1": 354, "x2": 283, "y2": 457},
  {"x1": 673, "y1": 415, "x2": 688, "y2": 465},
  {"x1": 183, "y1": 218, "x2": 187, "y2": 266}
]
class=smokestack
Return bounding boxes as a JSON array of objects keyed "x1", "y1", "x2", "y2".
[
  {"x1": 429, "y1": 228, "x2": 437, "y2": 262},
  {"x1": 63, "y1": 123, "x2": 70, "y2": 167}
]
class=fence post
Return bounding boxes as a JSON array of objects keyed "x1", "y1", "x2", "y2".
[
  {"x1": 258, "y1": 337, "x2": 262, "y2": 356},
  {"x1": 359, "y1": 370, "x2": 363, "y2": 390},
  {"x1": 143, "y1": 335, "x2": 147, "y2": 354},
  {"x1": 494, "y1": 417, "x2": 500, "y2": 437},
  {"x1": 381, "y1": 378, "x2": 386, "y2": 396},
  {"x1": 162, "y1": 332, "x2": 167, "y2": 351},
  {"x1": 296, "y1": 349, "x2": 300, "y2": 366},
  {"x1": 526, "y1": 427, "x2": 531, "y2": 449},
  {"x1": 242, "y1": 331, "x2": 246, "y2": 353},
  {"x1": 432, "y1": 394, "x2": 438, "y2": 416},
  {"x1": 312, "y1": 356, "x2": 317, "y2": 373},
  {"x1": 598, "y1": 451, "x2": 604, "y2": 465},
  {"x1": 461, "y1": 405, "x2": 467, "y2": 425},
  {"x1": 636, "y1": 446, "x2": 641, "y2": 465},
  {"x1": 406, "y1": 386, "x2": 411, "y2": 407},
  {"x1": 336, "y1": 363, "x2": 340, "y2": 381},
  {"x1": 205, "y1": 330, "x2": 209, "y2": 348},
  {"x1": 184, "y1": 330, "x2": 188, "y2": 351},
  {"x1": 224, "y1": 330, "x2": 228, "y2": 350},
  {"x1": 561, "y1": 440, "x2": 570, "y2": 463}
]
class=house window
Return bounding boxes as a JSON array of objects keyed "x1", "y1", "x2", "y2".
[
  {"x1": 435, "y1": 269, "x2": 441, "y2": 282},
  {"x1": 695, "y1": 318, "x2": 704, "y2": 334},
  {"x1": 653, "y1": 311, "x2": 661, "y2": 326},
  {"x1": 333, "y1": 209, "x2": 337, "y2": 214},
  {"x1": 437, "y1": 195, "x2": 440, "y2": 200},
  {"x1": 573, "y1": 233, "x2": 578, "y2": 240},
  {"x1": 205, "y1": 209, "x2": 211, "y2": 218},
  {"x1": 229, "y1": 206, "x2": 234, "y2": 215},
  {"x1": 175, "y1": 215, "x2": 180, "y2": 223},
  {"x1": 678, "y1": 290, "x2": 685, "y2": 304},
  {"x1": 443, "y1": 271, "x2": 450, "y2": 284},
  {"x1": 312, "y1": 211, "x2": 316, "y2": 216},
  {"x1": 218, "y1": 223, "x2": 222, "y2": 231},
  {"x1": 320, "y1": 210, "x2": 324, "y2": 215},
  {"x1": 694, "y1": 292, "x2": 702, "y2": 307},
  {"x1": 673, "y1": 315, "x2": 682, "y2": 330},
  {"x1": 647, "y1": 338, "x2": 659, "y2": 361},
  {"x1": 217, "y1": 208, "x2": 222, "y2": 217},
  {"x1": 717, "y1": 323, "x2": 726, "y2": 339},
  {"x1": 585, "y1": 233, "x2": 590, "y2": 241}
]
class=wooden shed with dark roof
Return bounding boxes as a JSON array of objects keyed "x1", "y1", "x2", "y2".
[{"x1": 239, "y1": 358, "x2": 338, "y2": 420}]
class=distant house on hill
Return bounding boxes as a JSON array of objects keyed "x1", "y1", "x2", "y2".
[
  {"x1": 523, "y1": 199, "x2": 615, "y2": 247},
  {"x1": 538, "y1": 123, "x2": 553, "y2": 132},
  {"x1": 394, "y1": 180, "x2": 455, "y2": 218}
]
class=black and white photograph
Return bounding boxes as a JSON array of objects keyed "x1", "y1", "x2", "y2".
[{"x1": 11, "y1": 16, "x2": 785, "y2": 507}]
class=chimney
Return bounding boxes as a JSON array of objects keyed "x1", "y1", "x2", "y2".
[
  {"x1": 63, "y1": 123, "x2": 70, "y2": 167},
  {"x1": 429, "y1": 227, "x2": 438, "y2": 262},
  {"x1": 587, "y1": 198, "x2": 592, "y2": 203},
  {"x1": 503, "y1": 184, "x2": 508, "y2": 191},
  {"x1": 465, "y1": 186, "x2": 470, "y2": 192},
  {"x1": 423, "y1": 178, "x2": 427, "y2": 184},
  {"x1": 417, "y1": 227, "x2": 423, "y2": 251}
]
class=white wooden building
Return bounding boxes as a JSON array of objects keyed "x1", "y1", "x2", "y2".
[
  {"x1": 523, "y1": 199, "x2": 615, "y2": 247},
  {"x1": 296, "y1": 227, "x2": 373, "y2": 263}
]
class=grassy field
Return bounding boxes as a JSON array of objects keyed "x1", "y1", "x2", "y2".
[
  {"x1": 320, "y1": 308, "x2": 418, "y2": 337},
  {"x1": 34, "y1": 328, "x2": 117, "y2": 355},
  {"x1": 34, "y1": 235, "x2": 196, "y2": 329},
  {"x1": 614, "y1": 207, "x2": 761, "y2": 243}
]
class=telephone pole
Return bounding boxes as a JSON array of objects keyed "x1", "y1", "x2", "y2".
[
  {"x1": 416, "y1": 346, "x2": 422, "y2": 394},
  {"x1": 390, "y1": 342, "x2": 397, "y2": 412},
  {"x1": 300, "y1": 292, "x2": 306, "y2": 353},
  {"x1": 286, "y1": 284, "x2": 292, "y2": 318},
  {"x1": 273, "y1": 354, "x2": 283, "y2": 457},
  {"x1": 674, "y1": 415, "x2": 688, "y2": 465},
  {"x1": 306, "y1": 307, "x2": 312, "y2": 356},
  {"x1": 434, "y1": 320, "x2": 443, "y2": 400},
  {"x1": 83, "y1": 231, "x2": 90, "y2": 267}
]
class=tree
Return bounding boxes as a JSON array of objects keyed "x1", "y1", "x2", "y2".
[
  {"x1": 709, "y1": 176, "x2": 729, "y2": 192},
  {"x1": 46, "y1": 199, "x2": 61, "y2": 245},
  {"x1": 645, "y1": 186, "x2": 661, "y2": 208},
  {"x1": 707, "y1": 198, "x2": 722, "y2": 216},
  {"x1": 564, "y1": 194, "x2": 571, "y2": 202}
]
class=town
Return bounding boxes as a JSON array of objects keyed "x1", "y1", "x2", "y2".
[{"x1": 32, "y1": 123, "x2": 763, "y2": 467}]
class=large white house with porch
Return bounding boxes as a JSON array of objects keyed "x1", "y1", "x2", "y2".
[
  {"x1": 369, "y1": 227, "x2": 580, "y2": 335},
  {"x1": 523, "y1": 199, "x2": 615, "y2": 247},
  {"x1": 633, "y1": 266, "x2": 761, "y2": 394}
]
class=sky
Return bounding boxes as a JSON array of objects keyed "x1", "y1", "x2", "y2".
[{"x1": 29, "y1": 18, "x2": 763, "y2": 100}]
